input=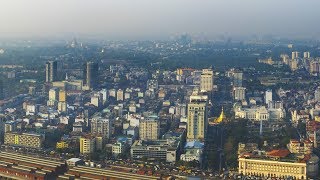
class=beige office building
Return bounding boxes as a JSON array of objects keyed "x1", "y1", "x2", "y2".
[
  {"x1": 139, "y1": 117, "x2": 160, "y2": 140},
  {"x1": 200, "y1": 69, "x2": 214, "y2": 92},
  {"x1": 187, "y1": 89, "x2": 208, "y2": 141},
  {"x1": 59, "y1": 90, "x2": 66, "y2": 102}
]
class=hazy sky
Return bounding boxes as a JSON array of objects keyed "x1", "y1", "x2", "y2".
[{"x1": 1, "y1": 0, "x2": 320, "y2": 40}]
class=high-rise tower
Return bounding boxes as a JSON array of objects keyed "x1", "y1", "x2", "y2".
[
  {"x1": 45, "y1": 61, "x2": 57, "y2": 82},
  {"x1": 187, "y1": 88, "x2": 208, "y2": 141},
  {"x1": 83, "y1": 62, "x2": 98, "y2": 89}
]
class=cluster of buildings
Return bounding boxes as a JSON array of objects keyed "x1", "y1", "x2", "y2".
[
  {"x1": 0, "y1": 60, "x2": 220, "y2": 170},
  {"x1": 238, "y1": 138, "x2": 319, "y2": 179},
  {"x1": 238, "y1": 50, "x2": 320, "y2": 179},
  {"x1": 259, "y1": 51, "x2": 320, "y2": 76},
  {"x1": 1, "y1": 44, "x2": 320, "y2": 179},
  {"x1": 232, "y1": 73, "x2": 286, "y2": 122}
]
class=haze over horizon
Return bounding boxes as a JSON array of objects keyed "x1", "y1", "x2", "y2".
[{"x1": 1, "y1": 0, "x2": 320, "y2": 40}]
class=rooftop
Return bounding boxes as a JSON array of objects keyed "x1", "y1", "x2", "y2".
[
  {"x1": 239, "y1": 149, "x2": 311, "y2": 163},
  {"x1": 185, "y1": 141, "x2": 204, "y2": 149}
]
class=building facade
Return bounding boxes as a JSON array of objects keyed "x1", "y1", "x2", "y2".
[
  {"x1": 130, "y1": 139, "x2": 179, "y2": 162},
  {"x1": 139, "y1": 117, "x2": 160, "y2": 140},
  {"x1": 4, "y1": 132, "x2": 44, "y2": 148},
  {"x1": 200, "y1": 69, "x2": 214, "y2": 92},
  {"x1": 45, "y1": 61, "x2": 57, "y2": 82},
  {"x1": 83, "y1": 61, "x2": 98, "y2": 90},
  {"x1": 233, "y1": 87, "x2": 246, "y2": 101},
  {"x1": 80, "y1": 136, "x2": 95, "y2": 154},
  {"x1": 187, "y1": 90, "x2": 208, "y2": 141},
  {"x1": 90, "y1": 117, "x2": 111, "y2": 139},
  {"x1": 238, "y1": 157, "x2": 307, "y2": 179}
]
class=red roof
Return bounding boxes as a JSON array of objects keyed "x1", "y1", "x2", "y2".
[{"x1": 267, "y1": 149, "x2": 290, "y2": 158}]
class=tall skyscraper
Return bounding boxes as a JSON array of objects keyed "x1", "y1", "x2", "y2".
[
  {"x1": 200, "y1": 68, "x2": 214, "y2": 92},
  {"x1": 265, "y1": 89, "x2": 273, "y2": 104},
  {"x1": 187, "y1": 88, "x2": 208, "y2": 141},
  {"x1": 45, "y1": 61, "x2": 57, "y2": 82},
  {"x1": 83, "y1": 62, "x2": 99, "y2": 89}
]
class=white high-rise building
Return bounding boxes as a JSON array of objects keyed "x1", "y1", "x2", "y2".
[
  {"x1": 265, "y1": 89, "x2": 273, "y2": 104},
  {"x1": 291, "y1": 51, "x2": 299, "y2": 59},
  {"x1": 187, "y1": 89, "x2": 208, "y2": 141},
  {"x1": 233, "y1": 87, "x2": 246, "y2": 101},
  {"x1": 303, "y1": 52, "x2": 310, "y2": 59}
]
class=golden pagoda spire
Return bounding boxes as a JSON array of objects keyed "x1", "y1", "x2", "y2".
[{"x1": 214, "y1": 107, "x2": 225, "y2": 123}]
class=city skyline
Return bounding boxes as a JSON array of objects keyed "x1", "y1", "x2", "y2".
[{"x1": 1, "y1": 1, "x2": 320, "y2": 179}]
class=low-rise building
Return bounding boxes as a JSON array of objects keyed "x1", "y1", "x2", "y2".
[
  {"x1": 4, "y1": 132, "x2": 44, "y2": 148},
  {"x1": 288, "y1": 139, "x2": 313, "y2": 154},
  {"x1": 66, "y1": 158, "x2": 83, "y2": 167},
  {"x1": 131, "y1": 139, "x2": 180, "y2": 162},
  {"x1": 180, "y1": 141, "x2": 204, "y2": 163},
  {"x1": 112, "y1": 142, "x2": 125, "y2": 156},
  {"x1": 56, "y1": 141, "x2": 69, "y2": 149}
]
